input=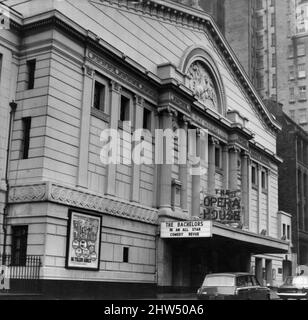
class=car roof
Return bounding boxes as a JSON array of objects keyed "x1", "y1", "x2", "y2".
[{"x1": 206, "y1": 273, "x2": 252, "y2": 277}]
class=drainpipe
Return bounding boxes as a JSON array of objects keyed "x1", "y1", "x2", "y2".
[{"x1": 2, "y1": 101, "x2": 17, "y2": 265}]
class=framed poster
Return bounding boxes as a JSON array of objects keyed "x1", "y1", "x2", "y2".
[{"x1": 66, "y1": 210, "x2": 102, "y2": 271}]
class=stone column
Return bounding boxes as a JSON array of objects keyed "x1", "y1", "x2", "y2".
[
  {"x1": 192, "y1": 128, "x2": 201, "y2": 217},
  {"x1": 255, "y1": 257, "x2": 263, "y2": 285},
  {"x1": 229, "y1": 145, "x2": 240, "y2": 191},
  {"x1": 258, "y1": 164, "x2": 262, "y2": 233},
  {"x1": 267, "y1": 169, "x2": 271, "y2": 237},
  {"x1": 131, "y1": 95, "x2": 144, "y2": 203},
  {"x1": 179, "y1": 117, "x2": 189, "y2": 213},
  {"x1": 222, "y1": 145, "x2": 229, "y2": 190},
  {"x1": 208, "y1": 137, "x2": 219, "y2": 195},
  {"x1": 157, "y1": 237, "x2": 173, "y2": 287},
  {"x1": 105, "y1": 80, "x2": 121, "y2": 196},
  {"x1": 157, "y1": 107, "x2": 174, "y2": 215},
  {"x1": 241, "y1": 151, "x2": 250, "y2": 228},
  {"x1": 77, "y1": 65, "x2": 94, "y2": 189}
]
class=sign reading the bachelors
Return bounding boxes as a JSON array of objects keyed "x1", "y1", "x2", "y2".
[
  {"x1": 66, "y1": 210, "x2": 102, "y2": 270},
  {"x1": 200, "y1": 189, "x2": 242, "y2": 223},
  {"x1": 160, "y1": 221, "x2": 213, "y2": 239}
]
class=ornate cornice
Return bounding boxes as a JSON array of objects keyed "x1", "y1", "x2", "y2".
[{"x1": 8, "y1": 183, "x2": 158, "y2": 225}]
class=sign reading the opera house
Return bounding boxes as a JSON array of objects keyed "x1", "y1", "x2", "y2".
[
  {"x1": 66, "y1": 210, "x2": 102, "y2": 270},
  {"x1": 200, "y1": 189, "x2": 242, "y2": 223},
  {"x1": 160, "y1": 221, "x2": 213, "y2": 239}
]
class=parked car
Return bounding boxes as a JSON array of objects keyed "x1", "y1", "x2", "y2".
[
  {"x1": 197, "y1": 273, "x2": 270, "y2": 300},
  {"x1": 277, "y1": 275, "x2": 308, "y2": 300}
]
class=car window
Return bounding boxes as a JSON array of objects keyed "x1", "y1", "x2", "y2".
[
  {"x1": 236, "y1": 276, "x2": 248, "y2": 287},
  {"x1": 246, "y1": 276, "x2": 254, "y2": 286},
  {"x1": 250, "y1": 275, "x2": 259, "y2": 286},
  {"x1": 203, "y1": 276, "x2": 235, "y2": 287}
]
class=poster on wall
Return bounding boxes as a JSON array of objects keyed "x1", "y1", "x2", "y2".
[{"x1": 66, "y1": 210, "x2": 102, "y2": 270}]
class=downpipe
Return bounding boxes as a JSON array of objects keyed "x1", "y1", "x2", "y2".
[{"x1": 2, "y1": 101, "x2": 17, "y2": 265}]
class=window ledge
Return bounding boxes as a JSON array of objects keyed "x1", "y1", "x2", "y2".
[{"x1": 91, "y1": 108, "x2": 110, "y2": 123}]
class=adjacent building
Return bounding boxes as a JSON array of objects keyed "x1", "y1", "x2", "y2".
[
  {"x1": 0, "y1": 0, "x2": 290, "y2": 298},
  {"x1": 266, "y1": 100, "x2": 308, "y2": 272}
]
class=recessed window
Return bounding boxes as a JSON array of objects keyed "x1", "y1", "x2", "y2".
[
  {"x1": 287, "y1": 225, "x2": 291, "y2": 240},
  {"x1": 251, "y1": 164, "x2": 258, "y2": 186},
  {"x1": 261, "y1": 170, "x2": 267, "y2": 190},
  {"x1": 12, "y1": 225, "x2": 28, "y2": 266},
  {"x1": 298, "y1": 64, "x2": 306, "y2": 79},
  {"x1": 215, "y1": 147, "x2": 221, "y2": 169},
  {"x1": 27, "y1": 59, "x2": 36, "y2": 90},
  {"x1": 120, "y1": 95, "x2": 130, "y2": 122},
  {"x1": 93, "y1": 81, "x2": 106, "y2": 111},
  {"x1": 283, "y1": 223, "x2": 286, "y2": 237},
  {"x1": 297, "y1": 44, "x2": 306, "y2": 57},
  {"x1": 299, "y1": 86, "x2": 307, "y2": 101},
  {"x1": 143, "y1": 108, "x2": 151, "y2": 131},
  {"x1": 21, "y1": 117, "x2": 31, "y2": 159},
  {"x1": 123, "y1": 247, "x2": 129, "y2": 263}
]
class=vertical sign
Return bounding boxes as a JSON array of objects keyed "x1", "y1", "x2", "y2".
[{"x1": 66, "y1": 210, "x2": 102, "y2": 270}]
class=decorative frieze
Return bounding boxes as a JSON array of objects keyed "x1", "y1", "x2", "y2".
[
  {"x1": 87, "y1": 51, "x2": 157, "y2": 100},
  {"x1": 8, "y1": 183, "x2": 158, "y2": 225}
]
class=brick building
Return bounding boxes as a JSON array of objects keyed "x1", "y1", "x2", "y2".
[
  {"x1": 267, "y1": 100, "x2": 308, "y2": 269},
  {"x1": 0, "y1": 0, "x2": 290, "y2": 298}
]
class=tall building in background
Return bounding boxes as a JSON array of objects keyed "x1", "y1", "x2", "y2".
[
  {"x1": 276, "y1": 0, "x2": 308, "y2": 131},
  {"x1": 175, "y1": 0, "x2": 308, "y2": 131}
]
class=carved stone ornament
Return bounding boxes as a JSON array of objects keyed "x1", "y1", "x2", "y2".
[
  {"x1": 8, "y1": 183, "x2": 158, "y2": 225},
  {"x1": 187, "y1": 61, "x2": 218, "y2": 111}
]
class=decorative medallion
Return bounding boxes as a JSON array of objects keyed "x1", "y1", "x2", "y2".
[{"x1": 187, "y1": 61, "x2": 218, "y2": 111}]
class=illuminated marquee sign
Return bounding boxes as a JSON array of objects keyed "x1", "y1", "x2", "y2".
[
  {"x1": 160, "y1": 220, "x2": 213, "y2": 239},
  {"x1": 200, "y1": 189, "x2": 242, "y2": 223}
]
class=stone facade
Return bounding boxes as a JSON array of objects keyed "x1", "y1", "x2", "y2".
[{"x1": 0, "y1": 0, "x2": 290, "y2": 297}]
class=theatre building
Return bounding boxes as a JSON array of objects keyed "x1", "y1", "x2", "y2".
[{"x1": 0, "y1": 0, "x2": 290, "y2": 297}]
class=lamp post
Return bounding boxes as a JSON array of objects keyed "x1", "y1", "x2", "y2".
[{"x1": 1, "y1": 101, "x2": 17, "y2": 265}]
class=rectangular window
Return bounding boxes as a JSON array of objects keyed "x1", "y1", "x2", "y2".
[
  {"x1": 123, "y1": 247, "x2": 129, "y2": 263},
  {"x1": 272, "y1": 54, "x2": 276, "y2": 67},
  {"x1": 298, "y1": 64, "x2": 306, "y2": 79},
  {"x1": 271, "y1": 34, "x2": 276, "y2": 47},
  {"x1": 256, "y1": 16, "x2": 263, "y2": 29},
  {"x1": 282, "y1": 223, "x2": 286, "y2": 237},
  {"x1": 288, "y1": 45, "x2": 294, "y2": 58},
  {"x1": 93, "y1": 81, "x2": 106, "y2": 111},
  {"x1": 257, "y1": 35, "x2": 263, "y2": 48},
  {"x1": 120, "y1": 95, "x2": 130, "y2": 122},
  {"x1": 297, "y1": 43, "x2": 306, "y2": 57},
  {"x1": 271, "y1": 13, "x2": 275, "y2": 27},
  {"x1": 261, "y1": 171, "x2": 266, "y2": 189},
  {"x1": 11, "y1": 225, "x2": 28, "y2": 266},
  {"x1": 27, "y1": 59, "x2": 36, "y2": 90},
  {"x1": 290, "y1": 88, "x2": 295, "y2": 101},
  {"x1": 251, "y1": 164, "x2": 258, "y2": 186},
  {"x1": 289, "y1": 66, "x2": 295, "y2": 80},
  {"x1": 272, "y1": 74, "x2": 276, "y2": 88},
  {"x1": 289, "y1": 110, "x2": 295, "y2": 119},
  {"x1": 143, "y1": 108, "x2": 151, "y2": 131},
  {"x1": 299, "y1": 86, "x2": 307, "y2": 100},
  {"x1": 287, "y1": 225, "x2": 291, "y2": 240},
  {"x1": 21, "y1": 117, "x2": 31, "y2": 159},
  {"x1": 256, "y1": 0, "x2": 263, "y2": 9}
]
